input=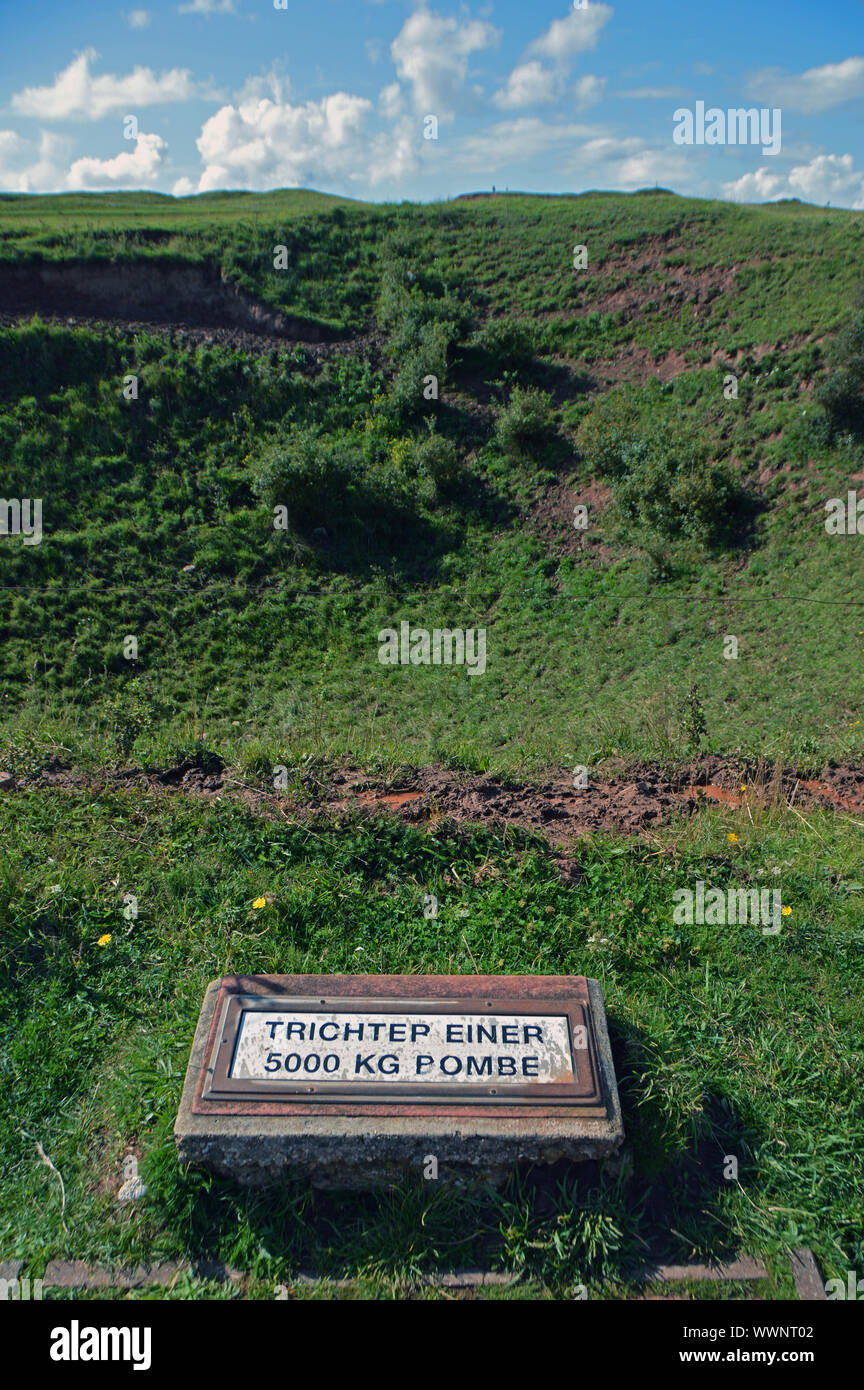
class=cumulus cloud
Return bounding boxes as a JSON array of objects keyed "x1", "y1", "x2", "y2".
[
  {"x1": 390, "y1": 7, "x2": 499, "y2": 119},
  {"x1": 172, "y1": 175, "x2": 196, "y2": 196},
  {"x1": 747, "y1": 56, "x2": 864, "y2": 113},
  {"x1": 493, "y1": 4, "x2": 611, "y2": 110},
  {"x1": 494, "y1": 63, "x2": 605, "y2": 112},
  {"x1": 11, "y1": 50, "x2": 203, "y2": 121},
  {"x1": 723, "y1": 152, "x2": 864, "y2": 209},
  {"x1": 67, "y1": 131, "x2": 167, "y2": 188},
  {"x1": 0, "y1": 129, "x2": 72, "y2": 192},
  {"x1": 194, "y1": 91, "x2": 385, "y2": 191}
]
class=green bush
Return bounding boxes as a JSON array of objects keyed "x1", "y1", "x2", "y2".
[
  {"x1": 408, "y1": 422, "x2": 461, "y2": 498},
  {"x1": 816, "y1": 305, "x2": 864, "y2": 438},
  {"x1": 252, "y1": 429, "x2": 361, "y2": 533},
  {"x1": 494, "y1": 386, "x2": 556, "y2": 455},
  {"x1": 577, "y1": 390, "x2": 748, "y2": 551},
  {"x1": 0, "y1": 320, "x2": 120, "y2": 404},
  {"x1": 251, "y1": 423, "x2": 436, "y2": 556},
  {"x1": 375, "y1": 234, "x2": 472, "y2": 424},
  {"x1": 103, "y1": 676, "x2": 157, "y2": 762},
  {"x1": 385, "y1": 319, "x2": 455, "y2": 425},
  {"x1": 575, "y1": 389, "x2": 643, "y2": 479},
  {"x1": 468, "y1": 316, "x2": 539, "y2": 372}
]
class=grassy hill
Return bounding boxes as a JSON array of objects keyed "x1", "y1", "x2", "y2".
[
  {"x1": 1, "y1": 190, "x2": 863, "y2": 774},
  {"x1": 1, "y1": 189, "x2": 862, "y2": 1299}
]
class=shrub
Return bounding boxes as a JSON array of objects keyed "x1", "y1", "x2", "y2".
[
  {"x1": 252, "y1": 429, "x2": 361, "y2": 534},
  {"x1": 468, "y1": 316, "x2": 540, "y2": 372},
  {"x1": 815, "y1": 305, "x2": 864, "y2": 438},
  {"x1": 575, "y1": 390, "x2": 643, "y2": 479},
  {"x1": 385, "y1": 319, "x2": 455, "y2": 425},
  {"x1": 494, "y1": 386, "x2": 556, "y2": 455},
  {"x1": 578, "y1": 391, "x2": 748, "y2": 551},
  {"x1": 408, "y1": 422, "x2": 461, "y2": 498},
  {"x1": 103, "y1": 676, "x2": 157, "y2": 762}
]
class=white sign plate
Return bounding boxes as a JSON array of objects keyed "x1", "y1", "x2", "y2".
[{"x1": 230, "y1": 1010, "x2": 577, "y2": 1085}]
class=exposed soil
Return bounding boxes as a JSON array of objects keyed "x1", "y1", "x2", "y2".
[
  {"x1": 5, "y1": 757, "x2": 864, "y2": 879},
  {"x1": 0, "y1": 258, "x2": 336, "y2": 343},
  {"x1": 527, "y1": 477, "x2": 616, "y2": 564}
]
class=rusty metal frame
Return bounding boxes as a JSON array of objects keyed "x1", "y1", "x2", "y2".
[{"x1": 200, "y1": 989, "x2": 603, "y2": 1108}]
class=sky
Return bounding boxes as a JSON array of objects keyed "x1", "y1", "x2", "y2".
[{"x1": 0, "y1": 0, "x2": 862, "y2": 206}]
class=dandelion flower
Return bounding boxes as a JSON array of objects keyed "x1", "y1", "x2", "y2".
[
  {"x1": 781, "y1": 905, "x2": 792, "y2": 916},
  {"x1": 252, "y1": 897, "x2": 267, "y2": 909},
  {"x1": 727, "y1": 832, "x2": 739, "y2": 843},
  {"x1": 97, "y1": 934, "x2": 112, "y2": 946}
]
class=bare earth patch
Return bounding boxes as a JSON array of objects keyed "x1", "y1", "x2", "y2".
[{"x1": 7, "y1": 755, "x2": 864, "y2": 886}]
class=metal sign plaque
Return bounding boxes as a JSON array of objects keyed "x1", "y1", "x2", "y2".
[{"x1": 194, "y1": 976, "x2": 608, "y2": 1113}]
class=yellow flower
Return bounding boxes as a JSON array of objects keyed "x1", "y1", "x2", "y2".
[
  {"x1": 97, "y1": 934, "x2": 112, "y2": 946},
  {"x1": 727, "y1": 832, "x2": 738, "y2": 843},
  {"x1": 252, "y1": 897, "x2": 267, "y2": 909},
  {"x1": 781, "y1": 905, "x2": 792, "y2": 916},
  {"x1": 740, "y1": 785, "x2": 747, "y2": 792}
]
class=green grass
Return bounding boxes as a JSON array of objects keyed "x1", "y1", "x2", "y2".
[
  {"x1": 0, "y1": 789, "x2": 861, "y2": 1298},
  {"x1": 2, "y1": 191, "x2": 864, "y2": 773},
  {"x1": 2, "y1": 188, "x2": 863, "y2": 1300}
]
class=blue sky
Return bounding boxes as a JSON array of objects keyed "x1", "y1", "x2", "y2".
[{"x1": 1, "y1": 0, "x2": 863, "y2": 205}]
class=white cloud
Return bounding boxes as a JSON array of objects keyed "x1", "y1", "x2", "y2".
[
  {"x1": 449, "y1": 117, "x2": 597, "y2": 173},
  {"x1": 0, "y1": 129, "x2": 72, "y2": 192},
  {"x1": 390, "y1": 7, "x2": 499, "y2": 119},
  {"x1": 179, "y1": 0, "x2": 236, "y2": 14},
  {"x1": 723, "y1": 152, "x2": 864, "y2": 209},
  {"x1": 494, "y1": 61, "x2": 553, "y2": 110},
  {"x1": 379, "y1": 82, "x2": 403, "y2": 121},
  {"x1": 126, "y1": 9, "x2": 152, "y2": 28},
  {"x1": 526, "y1": 4, "x2": 613, "y2": 62},
  {"x1": 612, "y1": 146, "x2": 688, "y2": 188},
  {"x1": 172, "y1": 175, "x2": 196, "y2": 196},
  {"x1": 493, "y1": 4, "x2": 611, "y2": 111},
  {"x1": 747, "y1": 57, "x2": 864, "y2": 113},
  {"x1": 494, "y1": 62, "x2": 605, "y2": 113},
  {"x1": 11, "y1": 50, "x2": 203, "y2": 121},
  {"x1": 558, "y1": 135, "x2": 692, "y2": 191},
  {"x1": 578, "y1": 135, "x2": 643, "y2": 162},
  {"x1": 617, "y1": 86, "x2": 688, "y2": 100},
  {"x1": 367, "y1": 116, "x2": 419, "y2": 186},
  {"x1": 233, "y1": 71, "x2": 289, "y2": 105},
  {"x1": 194, "y1": 91, "x2": 381, "y2": 191},
  {"x1": 67, "y1": 131, "x2": 167, "y2": 188},
  {"x1": 572, "y1": 75, "x2": 606, "y2": 110}
]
